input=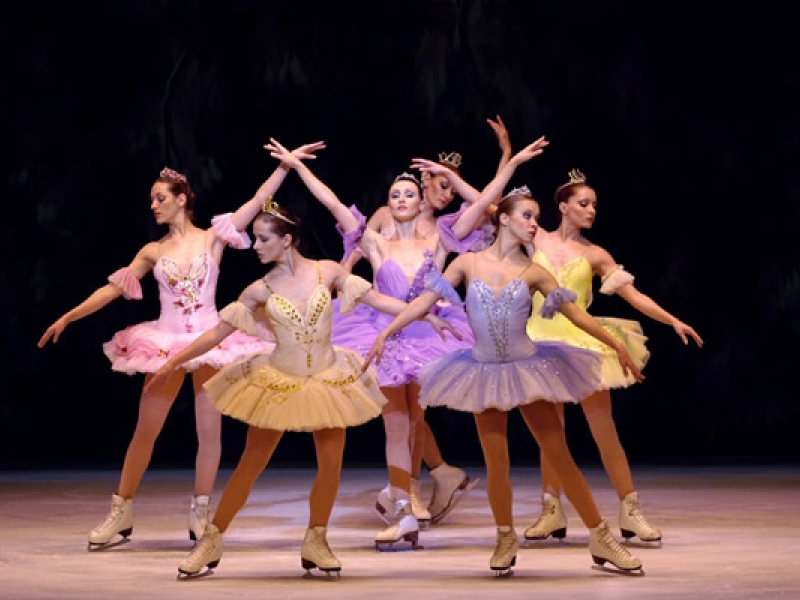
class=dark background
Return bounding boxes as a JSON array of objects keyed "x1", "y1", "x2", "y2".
[{"x1": 3, "y1": 1, "x2": 798, "y2": 471}]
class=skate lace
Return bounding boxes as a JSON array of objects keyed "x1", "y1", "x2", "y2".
[
  {"x1": 598, "y1": 528, "x2": 632, "y2": 559},
  {"x1": 96, "y1": 504, "x2": 124, "y2": 531},
  {"x1": 531, "y1": 503, "x2": 555, "y2": 527},
  {"x1": 497, "y1": 530, "x2": 517, "y2": 554}
]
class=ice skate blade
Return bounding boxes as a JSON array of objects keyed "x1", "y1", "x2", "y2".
[
  {"x1": 621, "y1": 528, "x2": 662, "y2": 543},
  {"x1": 301, "y1": 558, "x2": 342, "y2": 575},
  {"x1": 87, "y1": 535, "x2": 131, "y2": 552},
  {"x1": 177, "y1": 560, "x2": 219, "y2": 579},
  {"x1": 430, "y1": 477, "x2": 479, "y2": 524},
  {"x1": 524, "y1": 527, "x2": 567, "y2": 541},
  {"x1": 374, "y1": 531, "x2": 422, "y2": 552},
  {"x1": 492, "y1": 567, "x2": 515, "y2": 577},
  {"x1": 591, "y1": 559, "x2": 645, "y2": 577}
]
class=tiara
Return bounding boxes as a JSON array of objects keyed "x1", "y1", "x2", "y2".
[
  {"x1": 438, "y1": 151, "x2": 463, "y2": 169},
  {"x1": 393, "y1": 172, "x2": 420, "y2": 185},
  {"x1": 567, "y1": 168, "x2": 586, "y2": 184},
  {"x1": 159, "y1": 167, "x2": 187, "y2": 183},
  {"x1": 261, "y1": 196, "x2": 296, "y2": 225},
  {"x1": 501, "y1": 185, "x2": 532, "y2": 201}
]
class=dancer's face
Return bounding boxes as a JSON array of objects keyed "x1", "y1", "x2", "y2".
[
  {"x1": 506, "y1": 199, "x2": 540, "y2": 243},
  {"x1": 387, "y1": 180, "x2": 422, "y2": 223},
  {"x1": 150, "y1": 182, "x2": 185, "y2": 225},
  {"x1": 252, "y1": 218, "x2": 290, "y2": 263},
  {"x1": 560, "y1": 186, "x2": 597, "y2": 230},
  {"x1": 422, "y1": 172, "x2": 455, "y2": 212}
]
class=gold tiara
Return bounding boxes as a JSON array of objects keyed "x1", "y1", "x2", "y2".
[
  {"x1": 567, "y1": 168, "x2": 586, "y2": 184},
  {"x1": 438, "y1": 151, "x2": 463, "y2": 169},
  {"x1": 261, "y1": 197, "x2": 296, "y2": 224}
]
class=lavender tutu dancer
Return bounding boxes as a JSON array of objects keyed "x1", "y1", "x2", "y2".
[{"x1": 363, "y1": 136, "x2": 645, "y2": 576}]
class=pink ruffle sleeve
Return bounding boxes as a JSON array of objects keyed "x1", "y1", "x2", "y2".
[
  {"x1": 335, "y1": 205, "x2": 367, "y2": 261},
  {"x1": 211, "y1": 213, "x2": 251, "y2": 250},
  {"x1": 108, "y1": 267, "x2": 143, "y2": 300}
]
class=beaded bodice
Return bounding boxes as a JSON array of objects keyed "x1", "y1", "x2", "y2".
[
  {"x1": 263, "y1": 263, "x2": 335, "y2": 376},
  {"x1": 466, "y1": 278, "x2": 537, "y2": 363},
  {"x1": 154, "y1": 252, "x2": 222, "y2": 334}
]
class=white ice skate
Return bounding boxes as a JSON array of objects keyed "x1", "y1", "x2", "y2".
[
  {"x1": 589, "y1": 519, "x2": 644, "y2": 575},
  {"x1": 490, "y1": 526, "x2": 519, "y2": 576},
  {"x1": 619, "y1": 492, "x2": 662, "y2": 542},
  {"x1": 188, "y1": 495, "x2": 209, "y2": 542},
  {"x1": 427, "y1": 463, "x2": 478, "y2": 525},
  {"x1": 178, "y1": 523, "x2": 223, "y2": 577},
  {"x1": 375, "y1": 499, "x2": 420, "y2": 551},
  {"x1": 301, "y1": 526, "x2": 341, "y2": 575},
  {"x1": 409, "y1": 478, "x2": 431, "y2": 529},
  {"x1": 88, "y1": 493, "x2": 133, "y2": 550},
  {"x1": 524, "y1": 493, "x2": 567, "y2": 541}
]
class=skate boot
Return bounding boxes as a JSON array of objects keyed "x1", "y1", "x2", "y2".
[
  {"x1": 427, "y1": 463, "x2": 478, "y2": 524},
  {"x1": 88, "y1": 493, "x2": 133, "y2": 550},
  {"x1": 188, "y1": 495, "x2": 209, "y2": 542},
  {"x1": 409, "y1": 478, "x2": 431, "y2": 529},
  {"x1": 490, "y1": 526, "x2": 519, "y2": 575},
  {"x1": 301, "y1": 526, "x2": 342, "y2": 574},
  {"x1": 524, "y1": 493, "x2": 567, "y2": 541},
  {"x1": 375, "y1": 499, "x2": 420, "y2": 550},
  {"x1": 374, "y1": 484, "x2": 395, "y2": 524},
  {"x1": 589, "y1": 519, "x2": 643, "y2": 574},
  {"x1": 178, "y1": 523, "x2": 223, "y2": 576},
  {"x1": 619, "y1": 492, "x2": 662, "y2": 542}
]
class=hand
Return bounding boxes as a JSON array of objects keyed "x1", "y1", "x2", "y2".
[
  {"x1": 614, "y1": 346, "x2": 645, "y2": 383},
  {"x1": 410, "y1": 157, "x2": 450, "y2": 178},
  {"x1": 361, "y1": 334, "x2": 387, "y2": 374},
  {"x1": 487, "y1": 115, "x2": 511, "y2": 155},
  {"x1": 291, "y1": 140, "x2": 326, "y2": 161},
  {"x1": 509, "y1": 135, "x2": 549, "y2": 167},
  {"x1": 143, "y1": 361, "x2": 179, "y2": 394},
  {"x1": 672, "y1": 321, "x2": 704, "y2": 347},
  {"x1": 424, "y1": 313, "x2": 464, "y2": 341},
  {"x1": 38, "y1": 317, "x2": 68, "y2": 347}
]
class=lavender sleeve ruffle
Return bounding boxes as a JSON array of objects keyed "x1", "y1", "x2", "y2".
[
  {"x1": 211, "y1": 213, "x2": 251, "y2": 250},
  {"x1": 335, "y1": 205, "x2": 367, "y2": 261},
  {"x1": 108, "y1": 267, "x2": 143, "y2": 300},
  {"x1": 423, "y1": 271, "x2": 463, "y2": 306},
  {"x1": 538, "y1": 287, "x2": 577, "y2": 318},
  {"x1": 436, "y1": 204, "x2": 488, "y2": 253}
]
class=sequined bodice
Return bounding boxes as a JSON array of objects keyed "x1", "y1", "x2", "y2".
[
  {"x1": 264, "y1": 267, "x2": 335, "y2": 376},
  {"x1": 154, "y1": 253, "x2": 221, "y2": 334},
  {"x1": 527, "y1": 251, "x2": 593, "y2": 340},
  {"x1": 466, "y1": 278, "x2": 537, "y2": 362},
  {"x1": 372, "y1": 251, "x2": 437, "y2": 335}
]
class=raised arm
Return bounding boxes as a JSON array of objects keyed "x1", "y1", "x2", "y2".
[
  {"x1": 411, "y1": 158, "x2": 481, "y2": 205},
  {"x1": 38, "y1": 245, "x2": 155, "y2": 347},
  {"x1": 266, "y1": 138, "x2": 361, "y2": 233},
  {"x1": 487, "y1": 114, "x2": 512, "y2": 176},
  {"x1": 448, "y1": 135, "x2": 550, "y2": 239}
]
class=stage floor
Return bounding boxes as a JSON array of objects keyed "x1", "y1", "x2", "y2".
[{"x1": 2, "y1": 464, "x2": 798, "y2": 599}]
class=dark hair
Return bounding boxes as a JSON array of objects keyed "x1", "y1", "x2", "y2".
[
  {"x1": 490, "y1": 191, "x2": 539, "y2": 229},
  {"x1": 156, "y1": 173, "x2": 197, "y2": 222},
  {"x1": 255, "y1": 206, "x2": 302, "y2": 248},
  {"x1": 553, "y1": 181, "x2": 592, "y2": 208}
]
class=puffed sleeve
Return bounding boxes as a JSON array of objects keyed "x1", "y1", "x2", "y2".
[
  {"x1": 423, "y1": 271, "x2": 463, "y2": 306},
  {"x1": 219, "y1": 301, "x2": 260, "y2": 336},
  {"x1": 335, "y1": 205, "x2": 367, "y2": 261},
  {"x1": 211, "y1": 213, "x2": 252, "y2": 250},
  {"x1": 108, "y1": 267, "x2": 143, "y2": 300},
  {"x1": 339, "y1": 274, "x2": 373, "y2": 314},
  {"x1": 538, "y1": 287, "x2": 578, "y2": 318},
  {"x1": 436, "y1": 204, "x2": 493, "y2": 253},
  {"x1": 599, "y1": 266, "x2": 635, "y2": 295}
]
